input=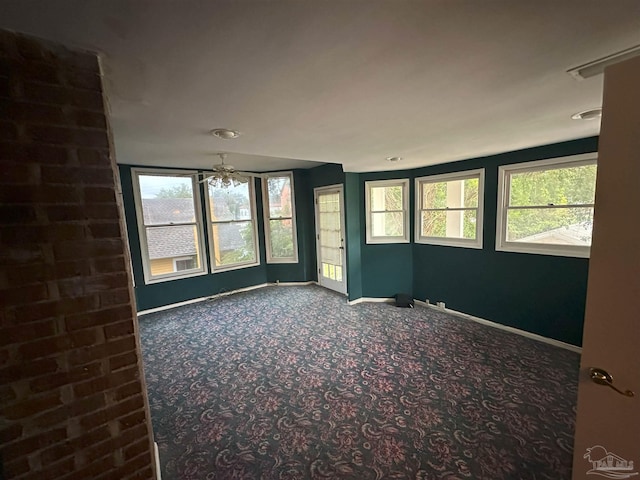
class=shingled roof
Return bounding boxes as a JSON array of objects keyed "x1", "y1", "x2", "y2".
[{"x1": 142, "y1": 198, "x2": 247, "y2": 260}]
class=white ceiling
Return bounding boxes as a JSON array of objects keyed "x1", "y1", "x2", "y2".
[{"x1": 2, "y1": 1, "x2": 639, "y2": 173}]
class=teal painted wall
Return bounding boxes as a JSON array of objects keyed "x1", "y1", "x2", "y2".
[
  {"x1": 307, "y1": 164, "x2": 347, "y2": 283},
  {"x1": 358, "y1": 171, "x2": 414, "y2": 298},
  {"x1": 410, "y1": 137, "x2": 598, "y2": 346},
  {"x1": 121, "y1": 137, "x2": 596, "y2": 345},
  {"x1": 121, "y1": 165, "x2": 340, "y2": 310},
  {"x1": 344, "y1": 173, "x2": 363, "y2": 300},
  {"x1": 265, "y1": 170, "x2": 315, "y2": 283}
]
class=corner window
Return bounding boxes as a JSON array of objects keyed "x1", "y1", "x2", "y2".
[
  {"x1": 365, "y1": 179, "x2": 410, "y2": 244},
  {"x1": 205, "y1": 178, "x2": 259, "y2": 271},
  {"x1": 132, "y1": 169, "x2": 206, "y2": 283},
  {"x1": 415, "y1": 169, "x2": 484, "y2": 249},
  {"x1": 496, "y1": 153, "x2": 597, "y2": 258},
  {"x1": 263, "y1": 173, "x2": 298, "y2": 263}
]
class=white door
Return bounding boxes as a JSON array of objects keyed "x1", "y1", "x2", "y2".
[
  {"x1": 572, "y1": 57, "x2": 640, "y2": 478},
  {"x1": 314, "y1": 185, "x2": 347, "y2": 294}
]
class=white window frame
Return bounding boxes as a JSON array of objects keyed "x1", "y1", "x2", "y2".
[
  {"x1": 204, "y1": 177, "x2": 260, "y2": 272},
  {"x1": 496, "y1": 153, "x2": 597, "y2": 258},
  {"x1": 131, "y1": 168, "x2": 207, "y2": 284},
  {"x1": 365, "y1": 178, "x2": 410, "y2": 244},
  {"x1": 262, "y1": 172, "x2": 299, "y2": 264},
  {"x1": 415, "y1": 169, "x2": 484, "y2": 249}
]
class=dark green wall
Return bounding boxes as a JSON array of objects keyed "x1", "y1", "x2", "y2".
[
  {"x1": 121, "y1": 137, "x2": 597, "y2": 345},
  {"x1": 265, "y1": 170, "x2": 316, "y2": 283},
  {"x1": 120, "y1": 165, "x2": 308, "y2": 311},
  {"x1": 409, "y1": 137, "x2": 597, "y2": 346},
  {"x1": 358, "y1": 171, "x2": 414, "y2": 299}
]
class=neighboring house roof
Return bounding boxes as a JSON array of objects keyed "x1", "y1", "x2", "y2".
[
  {"x1": 142, "y1": 198, "x2": 195, "y2": 224},
  {"x1": 146, "y1": 226, "x2": 197, "y2": 260},
  {"x1": 517, "y1": 224, "x2": 592, "y2": 246},
  {"x1": 142, "y1": 198, "x2": 247, "y2": 260}
]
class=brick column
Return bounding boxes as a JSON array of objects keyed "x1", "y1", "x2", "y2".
[{"x1": 0, "y1": 30, "x2": 156, "y2": 479}]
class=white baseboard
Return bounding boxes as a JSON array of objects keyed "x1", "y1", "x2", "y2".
[
  {"x1": 413, "y1": 300, "x2": 581, "y2": 353},
  {"x1": 348, "y1": 297, "x2": 395, "y2": 305},
  {"x1": 268, "y1": 281, "x2": 316, "y2": 287},
  {"x1": 137, "y1": 282, "x2": 316, "y2": 316},
  {"x1": 154, "y1": 442, "x2": 161, "y2": 480}
]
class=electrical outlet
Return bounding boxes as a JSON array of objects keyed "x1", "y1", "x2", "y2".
[{"x1": 436, "y1": 301, "x2": 445, "y2": 309}]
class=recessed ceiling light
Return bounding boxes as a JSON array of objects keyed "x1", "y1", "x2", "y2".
[
  {"x1": 211, "y1": 128, "x2": 241, "y2": 139},
  {"x1": 571, "y1": 108, "x2": 602, "y2": 121},
  {"x1": 386, "y1": 156, "x2": 402, "y2": 163}
]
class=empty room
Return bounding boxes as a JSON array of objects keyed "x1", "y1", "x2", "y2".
[{"x1": 1, "y1": 2, "x2": 639, "y2": 480}]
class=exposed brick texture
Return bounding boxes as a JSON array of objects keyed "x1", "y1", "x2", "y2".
[{"x1": 0, "y1": 30, "x2": 156, "y2": 479}]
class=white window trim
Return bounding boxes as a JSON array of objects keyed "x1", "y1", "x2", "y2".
[
  {"x1": 414, "y1": 169, "x2": 484, "y2": 249},
  {"x1": 365, "y1": 178, "x2": 410, "y2": 244},
  {"x1": 173, "y1": 256, "x2": 197, "y2": 271},
  {"x1": 204, "y1": 177, "x2": 261, "y2": 273},
  {"x1": 262, "y1": 172, "x2": 299, "y2": 264},
  {"x1": 496, "y1": 153, "x2": 597, "y2": 258},
  {"x1": 131, "y1": 168, "x2": 208, "y2": 284}
]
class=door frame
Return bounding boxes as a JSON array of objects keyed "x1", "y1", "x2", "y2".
[{"x1": 313, "y1": 184, "x2": 347, "y2": 295}]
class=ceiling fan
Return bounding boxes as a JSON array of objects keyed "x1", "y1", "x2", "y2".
[{"x1": 199, "y1": 153, "x2": 266, "y2": 188}]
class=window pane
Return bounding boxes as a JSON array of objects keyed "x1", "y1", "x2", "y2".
[
  {"x1": 422, "y1": 178, "x2": 478, "y2": 209},
  {"x1": 371, "y1": 212, "x2": 404, "y2": 237},
  {"x1": 175, "y1": 257, "x2": 197, "y2": 271},
  {"x1": 506, "y1": 207, "x2": 594, "y2": 245},
  {"x1": 420, "y1": 210, "x2": 477, "y2": 239},
  {"x1": 371, "y1": 186, "x2": 403, "y2": 211},
  {"x1": 269, "y1": 219, "x2": 294, "y2": 258},
  {"x1": 208, "y1": 182, "x2": 252, "y2": 222},
  {"x1": 145, "y1": 225, "x2": 201, "y2": 276},
  {"x1": 509, "y1": 164, "x2": 597, "y2": 207},
  {"x1": 139, "y1": 175, "x2": 196, "y2": 225},
  {"x1": 268, "y1": 176, "x2": 292, "y2": 218},
  {"x1": 211, "y1": 221, "x2": 256, "y2": 266}
]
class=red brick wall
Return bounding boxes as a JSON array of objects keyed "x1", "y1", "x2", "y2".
[{"x1": 0, "y1": 30, "x2": 156, "y2": 479}]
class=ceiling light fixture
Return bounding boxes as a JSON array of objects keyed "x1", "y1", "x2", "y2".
[
  {"x1": 200, "y1": 153, "x2": 249, "y2": 188},
  {"x1": 386, "y1": 156, "x2": 402, "y2": 163},
  {"x1": 571, "y1": 108, "x2": 602, "y2": 121},
  {"x1": 567, "y1": 44, "x2": 640, "y2": 80},
  {"x1": 210, "y1": 128, "x2": 241, "y2": 139}
]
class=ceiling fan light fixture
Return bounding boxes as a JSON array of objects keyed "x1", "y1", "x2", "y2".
[
  {"x1": 571, "y1": 108, "x2": 602, "y2": 121},
  {"x1": 210, "y1": 128, "x2": 241, "y2": 140},
  {"x1": 205, "y1": 153, "x2": 249, "y2": 188}
]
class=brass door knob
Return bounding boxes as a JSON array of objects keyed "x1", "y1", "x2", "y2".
[{"x1": 589, "y1": 367, "x2": 634, "y2": 397}]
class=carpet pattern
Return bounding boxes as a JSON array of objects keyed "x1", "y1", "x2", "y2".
[{"x1": 138, "y1": 285, "x2": 580, "y2": 479}]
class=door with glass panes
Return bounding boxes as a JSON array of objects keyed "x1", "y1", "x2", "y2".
[{"x1": 314, "y1": 186, "x2": 346, "y2": 294}]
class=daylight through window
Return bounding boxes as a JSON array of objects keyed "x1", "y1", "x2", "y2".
[
  {"x1": 365, "y1": 179, "x2": 410, "y2": 244},
  {"x1": 496, "y1": 154, "x2": 597, "y2": 257},
  {"x1": 415, "y1": 169, "x2": 484, "y2": 248},
  {"x1": 133, "y1": 170, "x2": 206, "y2": 283},
  {"x1": 263, "y1": 173, "x2": 298, "y2": 263},
  {"x1": 206, "y1": 179, "x2": 259, "y2": 271}
]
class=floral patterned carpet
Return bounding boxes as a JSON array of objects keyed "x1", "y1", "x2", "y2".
[{"x1": 138, "y1": 285, "x2": 580, "y2": 480}]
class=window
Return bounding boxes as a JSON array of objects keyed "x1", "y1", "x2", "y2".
[
  {"x1": 132, "y1": 169, "x2": 206, "y2": 283},
  {"x1": 365, "y1": 179, "x2": 409, "y2": 244},
  {"x1": 263, "y1": 172, "x2": 298, "y2": 263},
  {"x1": 496, "y1": 153, "x2": 597, "y2": 258},
  {"x1": 415, "y1": 169, "x2": 484, "y2": 249},
  {"x1": 205, "y1": 178, "x2": 259, "y2": 271},
  {"x1": 174, "y1": 257, "x2": 197, "y2": 271}
]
